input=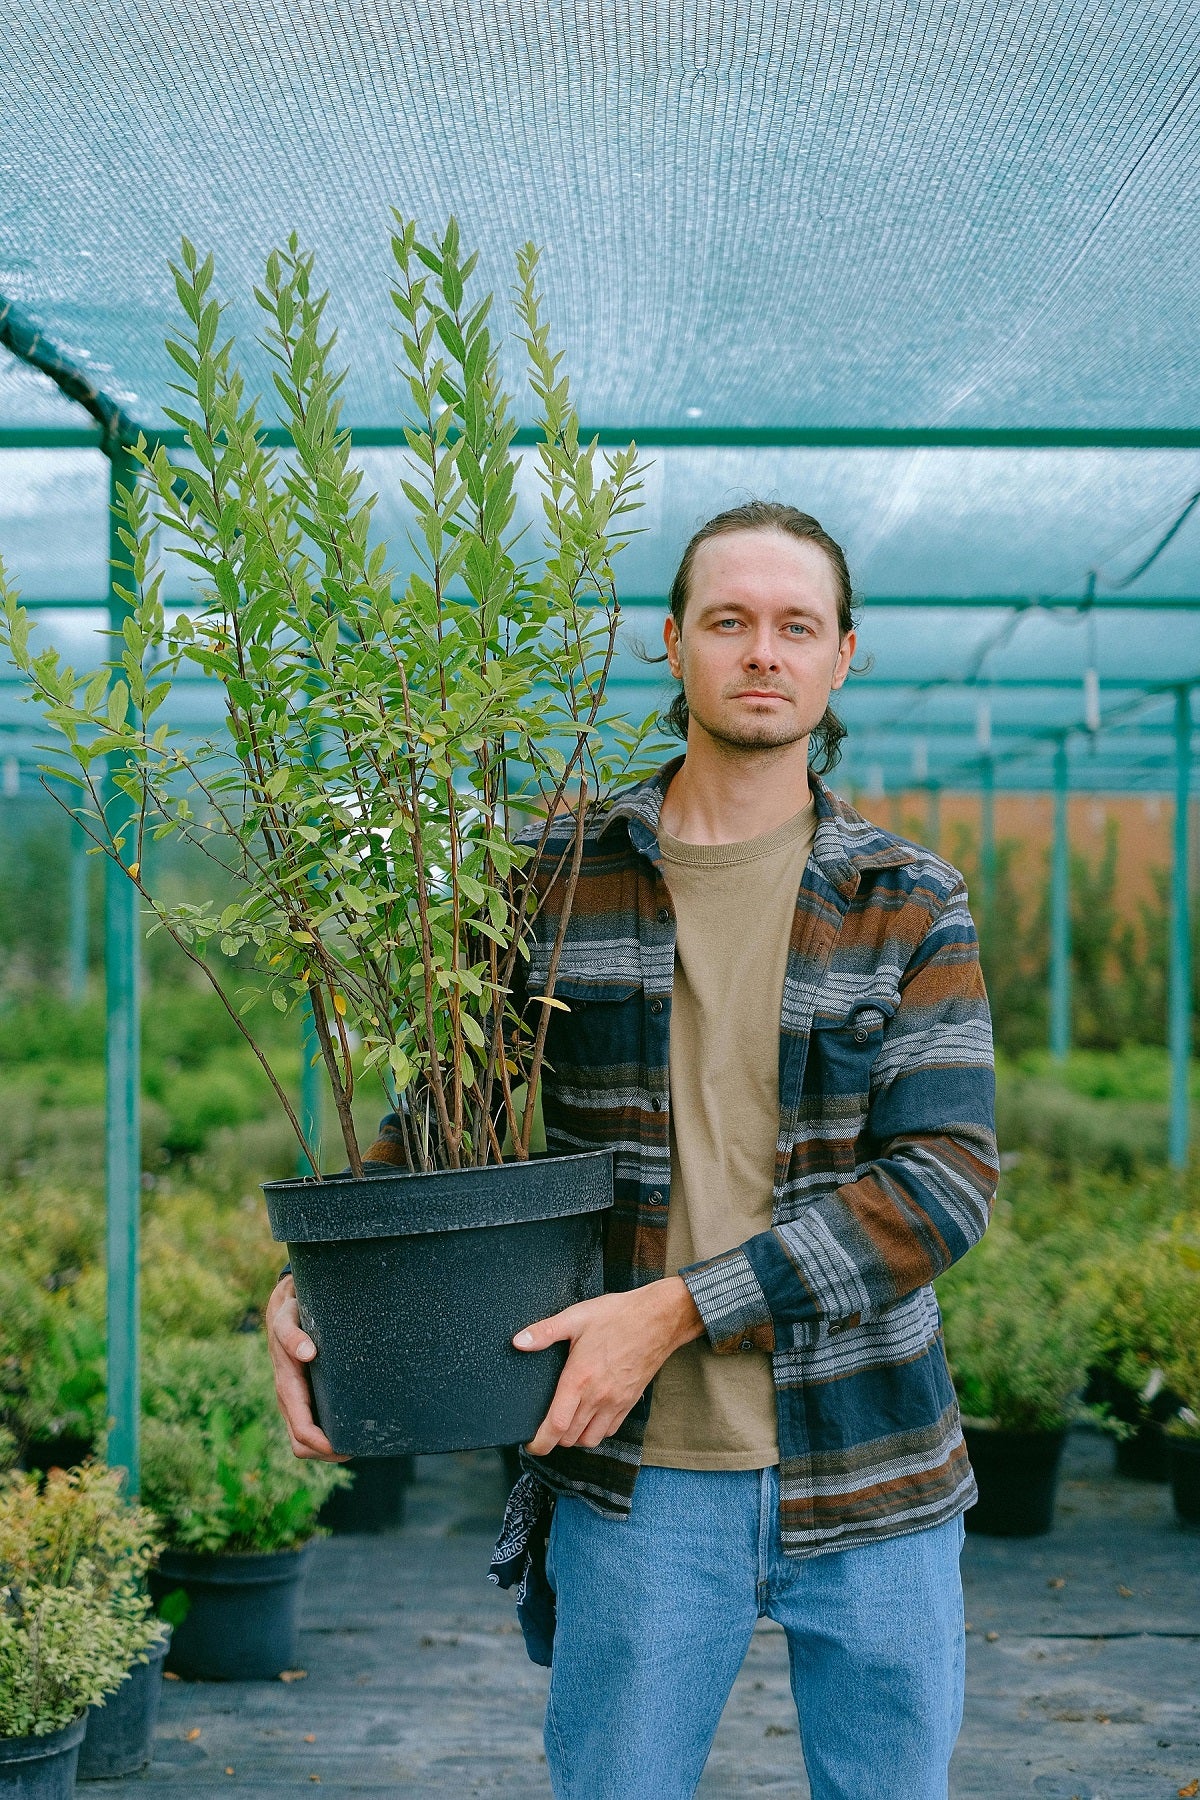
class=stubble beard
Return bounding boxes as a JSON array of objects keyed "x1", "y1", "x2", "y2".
[{"x1": 686, "y1": 688, "x2": 827, "y2": 757}]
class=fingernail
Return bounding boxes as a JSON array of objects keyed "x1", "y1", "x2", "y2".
[
  {"x1": 513, "y1": 1330, "x2": 534, "y2": 1348},
  {"x1": 298, "y1": 1338, "x2": 315, "y2": 1359}
]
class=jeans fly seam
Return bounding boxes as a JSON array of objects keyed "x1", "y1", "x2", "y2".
[{"x1": 755, "y1": 1467, "x2": 772, "y2": 1614}]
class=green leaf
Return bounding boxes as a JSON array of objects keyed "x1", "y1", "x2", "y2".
[{"x1": 157, "y1": 1587, "x2": 192, "y2": 1627}]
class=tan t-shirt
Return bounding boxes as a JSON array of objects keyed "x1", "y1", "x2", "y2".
[{"x1": 641, "y1": 796, "x2": 818, "y2": 1470}]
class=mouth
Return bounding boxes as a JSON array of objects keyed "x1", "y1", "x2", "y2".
[{"x1": 733, "y1": 690, "x2": 789, "y2": 701}]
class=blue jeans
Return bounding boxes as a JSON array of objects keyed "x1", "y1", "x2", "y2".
[{"x1": 544, "y1": 1465, "x2": 966, "y2": 1800}]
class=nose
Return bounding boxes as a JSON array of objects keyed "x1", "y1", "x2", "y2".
[{"x1": 743, "y1": 628, "x2": 781, "y2": 673}]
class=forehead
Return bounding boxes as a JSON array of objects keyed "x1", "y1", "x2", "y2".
[{"x1": 687, "y1": 528, "x2": 840, "y2": 614}]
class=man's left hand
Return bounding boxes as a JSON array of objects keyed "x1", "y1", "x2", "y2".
[{"x1": 514, "y1": 1276, "x2": 705, "y2": 1455}]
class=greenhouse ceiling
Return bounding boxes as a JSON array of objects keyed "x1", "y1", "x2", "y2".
[{"x1": 3, "y1": 0, "x2": 1200, "y2": 793}]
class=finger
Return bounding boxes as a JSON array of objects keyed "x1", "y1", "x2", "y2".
[
  {"x1": 285, "y1": 1427, "x2": 349, "y2": 1464},
  {"x1": 524, "y1": 1389, "x2": 587, "y2": 1456},
  {"x1": 276, "y1": 1381, "x2": 349, "y2": 1463},
  {"x1": 269, "y1": 1339, "x2": 343, "y2": 1458},
  {"x1": 578, "y1": 1411, "x2": 618, "y2": 1450},
  {"x1": 513, "y1": 1305, "x2": 585, "y2": 1351},
  {"x1": 270, "y1": 1299, "x2": 317, "y2": 1365}
]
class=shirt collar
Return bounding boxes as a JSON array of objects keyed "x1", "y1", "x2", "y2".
[{"x1": 601, "y1": 756, "x2": 918, "y2": 888}]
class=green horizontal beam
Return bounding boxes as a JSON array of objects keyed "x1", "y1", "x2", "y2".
[
  {"x1": 17, "y1": 595, "x2": 1200, "y2": 620},
  {"x1": 0, "y1": 427, "x2": 110, "y2": 449},
  {"x1": 615, "y1": 595, "x2": 1200, "y2": 612},
  {"x1": 8, "y1": 423, "x2": 1200, "y2": 452}
]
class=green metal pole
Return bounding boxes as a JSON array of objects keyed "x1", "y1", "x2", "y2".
[
  {"x1": 299, "y1": 999, "x2": 322, "y2": 1177},
  {"x1": 979, "y1": 758, "x2": 996, "y2": 936},
  {"x1": 1169, "y1": 686, "x2": 1193, "y2": 1170},
  {"x1": 104, "y1": 445, "x2": 141, "y2": 1491},
  {"x1": 67, "y1": 815, "x2": 89, "y2": 1004},
  {"x1": 1050, "y1": 737, "x2": 1071, "y2": 1062}
]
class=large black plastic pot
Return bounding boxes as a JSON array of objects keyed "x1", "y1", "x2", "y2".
[
  {"x1": 963, "y1": 1423, "x2": 1069, "y2": 1536},
  {"x1": 318, "y1": 1455, "x2": 414, "y2": 1534},
  {"x1": 1168, "y1": 1434, "x2": 1200, "y2": 1526},
  {"x1": 263, "y1": 1148, "x2": 613, "y2": 1457},
  {"x1": 148, "y1": 1546, "x2": 308, "y2": 1679},
  {"x1": 0, "y1": 1715, "x2": 86, "y2": 1796},
  {"x1": 77, "y1": 1628, "x2": 170, "y2": 1781}
]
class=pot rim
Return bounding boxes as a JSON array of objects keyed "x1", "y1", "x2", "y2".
[
  {"x1": 153, "y1": 1543, "x2": 311, "y2": 1582},
  {"x1": 0, "y1": 1712, "x2": 87, "y2": 1762},
  {"x1": 263, "y1": 1144, "x2": 614, "y2": 1244}
]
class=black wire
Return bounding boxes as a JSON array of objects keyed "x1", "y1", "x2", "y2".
[{"x1": 1100, "y1": 488, "x2": 1200, "y2": 590}]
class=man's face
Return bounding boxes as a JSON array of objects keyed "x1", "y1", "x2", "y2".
[{"x1": 663, "y1": 529, "x2": 857, "y2": 754}]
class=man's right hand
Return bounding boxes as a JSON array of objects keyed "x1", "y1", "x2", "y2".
[{"x1": 265, "y1": 1276, "x2": 350, "y2": 1463}]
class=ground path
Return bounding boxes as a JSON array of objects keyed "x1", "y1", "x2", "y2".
[{"x1": 105, "y1": 1433, "x2": 1199, "y2": 1797}]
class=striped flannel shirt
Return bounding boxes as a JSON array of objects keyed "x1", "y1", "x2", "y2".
[{"x1": 373, "y1": 756, "x2": 999, "y2": 1557}]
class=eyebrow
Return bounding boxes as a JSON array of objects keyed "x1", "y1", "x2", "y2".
[{"x1": 693, "y1": 600, "x2": 829, "y2": 625}]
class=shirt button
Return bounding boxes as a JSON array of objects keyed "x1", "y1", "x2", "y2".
[
  {"x1": 854, "y1": 1026, "x2": 869, "y2": 1043},
  {"x1": 739, "y1": 1337, "x2": 754, "y2": 1352},
  {"x1": 657, "y1": 906, "x2": 671, "y2": 924},
  {"x1": 648, "y1": 1190, "x2": 663, "y2": 1205},
  {"x1": 651, "y1": 1095, "x2": 664, "y2": 1112},
  {"x1": 650, "y1": 998, "x2": 663, "y2": 1014}
]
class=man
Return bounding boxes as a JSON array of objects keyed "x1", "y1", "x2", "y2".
[{"x1": 268, "y1": 500, "x2": 998, "y2": 1800}]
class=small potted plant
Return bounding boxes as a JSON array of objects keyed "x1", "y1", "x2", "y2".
[
  {"x1": 140, "y1": 1335, "x2": 346, "y2": 1678},
  {"x1": 1100, "y1": 1230, "x2": 1200, "y2": 1526},
  {"x1": 1165, "y1": 1398, "x2": 1200, "y2": 1527},
  {"x1": 936, "y1": 1223, "x2": 1099, "y2": 1535},
  {"x1": 0, "y1": 216, "x2": 652, "y2": 1457},
  {"x1": 1080, "y1": 1227, "x2": 1197, "y2": 1482},
  {"x1": 0, "y1": 1463, "x2": 162, "y2": 1796}
]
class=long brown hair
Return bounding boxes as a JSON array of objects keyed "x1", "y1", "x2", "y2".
[{"x1": 663, "y1": 501, "x2": 860, "y2": 774}]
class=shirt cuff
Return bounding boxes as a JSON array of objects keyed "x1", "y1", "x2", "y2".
[{"x1": 680, "y1": 1248, "x2": 776, "y2": 1356}]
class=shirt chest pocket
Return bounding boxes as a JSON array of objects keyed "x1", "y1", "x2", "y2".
[
  {"x1": 804, "y1": 997, "x2": 897, "y2": 1105},
  {"x1": 534, "y1": 969, "x2": 645, "y2": 1106}
]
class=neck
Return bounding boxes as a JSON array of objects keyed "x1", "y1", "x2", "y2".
[{"x1": 659, "y1": 731, "x2": 814, "y2": 845}]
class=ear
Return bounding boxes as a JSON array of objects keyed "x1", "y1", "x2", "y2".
[
  {"x1": 663, "y1": 612, "x2": 683, "y2": 681},
  {"x1": 830, "y1": 627, "x2": 857, "y2": 693}
]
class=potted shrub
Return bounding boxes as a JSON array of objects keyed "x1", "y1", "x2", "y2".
[
  {"x1": 1097, "y1": 1229, "x2": 1200, "y2": 1526},
  {"x1": 1083, "y1": 1229, "x2": 1195, "y2": 1487},
  {"x1": 1165, "y1": 1404, "x2": 1200, "y2": 1528},
  {"x1": 0, "y1": 216, "x2": 652, "y2": 1456},
  {"x1": 0, "y1": 1463, "x2": 162, "y2": 1796},
  {"x1": 0, "y1": 1262, "x2": 105, "y2": 1474},
  {"x1": 936, "y1": 1223, "x2": 1099, "y2": 1535},
  {"x1": 140, "y1": 1335, "x2": 347, "y2": 1678},
  {"x1": 1082, "y1": 1356, "x2": 1179, "y2": 1482}
]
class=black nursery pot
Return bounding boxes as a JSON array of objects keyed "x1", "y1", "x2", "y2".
[
  {"x1": 963, "y1": 1423, "x2": 1069, "y2": 1536},
  {"x1": 21, "y1": 1435, "x2": 94, "y2": 1475},
  {"x1": 148, "y1": 1547, "x2": 308, "y2": 1680},
  {"x1": 318, "y1": 1455, "x2": 415, "y2": 1534},
  {"x1": 0, "y1": 1715, "x2": 86, "y2": 1797},
  {"x1": 1168, "y1": 1434, "x2": 1200, "y2": 1527},
  {"x1": 77, "y1": 1628, "x2": 171, "y2": 1781},
  {"x1": 262, "y1": 1148, "x2": 613, "y2": 1458},
  {"x1": 1115, "y1": 1419, "x2": 1170, "y2": 1482}
]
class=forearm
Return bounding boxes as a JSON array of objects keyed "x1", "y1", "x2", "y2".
[{"x1": 682, "y1": 1122, "x2": 997, "y2": 1354}]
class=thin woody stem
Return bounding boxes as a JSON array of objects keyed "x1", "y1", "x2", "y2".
[
  {"x1": 520, "y1": 776, "x2": 589, "y2": 1158},
  {"x1": 308, "y1": 982, "x2": 363, "y2": 1177}
]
